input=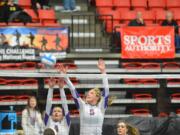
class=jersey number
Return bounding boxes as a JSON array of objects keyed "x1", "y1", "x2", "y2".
[{"x1": 90, "y1": 109, "x2": 95, "y2": 115}]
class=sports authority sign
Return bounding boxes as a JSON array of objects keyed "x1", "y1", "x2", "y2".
[{"x1": 121, "y1": 27, "x2": 175, "y2": 59}]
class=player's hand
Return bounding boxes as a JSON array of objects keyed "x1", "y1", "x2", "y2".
[
  {"x1": 48, "y1": 77, "x2": 56, "y2": 88},
  {"x1": 97, "y1": 59, "x2": 106, "y2": 74},
  {"x1": 57, "y1": 78, "x2": 65, "y2": 89},
  {"x1": 58, "y1": 64, "x2": 68, "y2": 74}
]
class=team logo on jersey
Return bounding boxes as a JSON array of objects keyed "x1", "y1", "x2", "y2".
[{"x1": 90, "y1": 109, "x2": 95, "y2": 115}]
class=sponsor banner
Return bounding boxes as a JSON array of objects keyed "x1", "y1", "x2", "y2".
[
  {"x1": 0, "y1": 27, "x2": 69, "y2": 61},
  {"x1": 121, "y1": 27, "x2": 175, "y2": 59}
]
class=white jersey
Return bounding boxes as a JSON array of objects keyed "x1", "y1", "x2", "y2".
[
  {"x1": 65, "y1": 74, "x2": 109, "y2": 135},
  {"x1": 21, "y1": 109, "x2": 44, "y2": 135},
  {"x1": 45, "y1": 87, "x2": 70, "y2": 135},
  {"x1": 47, "y1": 117, "x2": 69, "y2": 135}
]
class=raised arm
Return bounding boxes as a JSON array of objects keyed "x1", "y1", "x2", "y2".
[
  {"x1": 98, "y1": 59, "x2": 109, "y2": 109},
  {"x1": 58, "y1": 78, "x2": 70, "y2": 127},
  {"x1": 58, "y1": 64, "x2": 84, "y2": 110},
  {"x1": 44, "y1": 78, "x2": 55, "y2": 126}
]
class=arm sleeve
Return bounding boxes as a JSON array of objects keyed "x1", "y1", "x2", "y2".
[
  {"x1": 60, "y1": 88, "x2": 71, "y2": 127},
  {"x1": 44, "y1": 88, "x2": 53, "y2": 126},
  {"x1": 21, "y1": 109, "x2": 29, "y2": 134},
  {"x1": 64, "y1": 76, "x2": 84, "y2": 110},
  {"x1": 99, "y1": 73, "x2": 109, "y2": 110},
  {"x1": 37, "y1": 112, "x2": 44, "y2": 133}
]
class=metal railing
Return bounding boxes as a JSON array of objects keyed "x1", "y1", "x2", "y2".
[{"x1": 70, "y1": 14, "x2": 114, "y2": 52}]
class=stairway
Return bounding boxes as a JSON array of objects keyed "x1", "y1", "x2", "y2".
[{"x1": 51, "y1": 0, "x2": 112, "y2": 53}]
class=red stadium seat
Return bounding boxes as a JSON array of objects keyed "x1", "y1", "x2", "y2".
[
  {"x1": 167, "y1": 79, "x2": 180, "y2": 84},
  {"x1": 123, "y1": 79, "x2": 142, "y2": 85},
  {"x1": 7, "y1": 79, "x2": 23, "y2": 86},
  {"x1": 0, "y1": 23, "x2": 7, "y2": 26},
  {"x1": 97, "y1": 9, "x2": 121, "y2": 32},
  {"x1": 16, "y1": 95, "x2": 29, "y2": 101},
  {"x1": 131, "y1": 0, "x2": 148, "y2": 10},
  {"x1": 176, "y1": 109, "x2": 180, "y2": 114},
  {"x1": 97, "y1": 7, "x2": 112, "y2": 15},
  {"x1": 22, "y1": 79, "x2": 38, "y2": 85},
  {"x1": 133, "y1": 94, "x2": 152, "y2": 99},
  {"x1": 38, "y1": 9, "x2": 57, "y2": 25},
  {"x1": 8, "y1": 23, "x2": 24, "y2": 26},
  {"x1": 18, "y1": 0, "x2": 31, "y2": 9},
  {"x1": 120, "y1": 11, "x2": 136, "y2": 24},
  {"x1": 25, "y1": 9, "x2": 40, "y2": 23},
  {"x1": 173, "y1": 10, "x2": 180, "y2": 24},
  {"x1": 0, "y1": 95, "x2": 16, "y2": 101},
  {"x1": 163, "y1": 62, "x2": 180, "y2": 69},
  {"x1": 166, "y1": 0, "x2": 180, "y2": 9},
  {"x1": 0, "y1": 78, "x2": 8, "y2": 85},
  {"x1": 70, "y1": 109, "x2": 79, "y2": 115},
  {"x1": 105, "y1": 10, "x2": 121, "y2": 32},
  {"x1": 122, "y1": 62, "x2": 143, "y2": 69},
  {"x1": 26, "y1": 23, "x2": 42, "y2": 27},
  {"x1": 142, "y1": 63, "x2": 160, "y2": 69},
  {"x1": 155, "y1": 9, "x2": 167, "y2": 23},
  {"x1": 148, "y1": 0, "x2": 166, "y2": 10},
  {"x1": 0, "y1": 63, "x2": 21, "y2": 69},
  {"x1": 140, "y1": 10, "x2": 156, "y2": 24},
  {"x1": 131, "y1": 108, "x2": 150, "y2": 115},
  {"x1": 113, "y1": 0, "x2": 130, "y2": 8},
  {"x1": 171, "y1": 93, "x2": 180, "y2": 99},
  {"x1": 142, "y1": 79, "x2": 158, "y2": 84},
  {"x1": 122, "y1": 62, "x2": 160, "y2": 69},
  {"x1": 53, "y1": 94, "x2": 60, "y2": 101},
  {"x1": 96, "y1": 0, "x2": 113, "y2": 7},
  {"x1": 113, "y1": 0, "x2": 130, "y2": 11},
  {"x1": 20, "y1": 62, "x2": 37, "y2": 69},
  {"x1": 43, "y1": 22, "x2": 60, "y2": 27}
]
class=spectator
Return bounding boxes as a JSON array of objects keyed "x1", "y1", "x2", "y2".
[
  {"x1": 128, "y1": 11, "x2": 145, "y2": 26},
  {"x1": 62, "y1": 0, "x2": 78, "y2": 12},
  {"x1": 21, "y1": 96, "x2": 44, "y2": 135},
  {"x1": 31, "y1": 0, "x2": 50, "y2": 16},
  {"x1": 117, "y1": 120, "x2": 140, "y2": 135},
  {"x1": 2, "y1": 0, "x2": 32, "y2": 24},
  {"x1": 161, "y1": 11, "x2": 179, "y2": 34}
]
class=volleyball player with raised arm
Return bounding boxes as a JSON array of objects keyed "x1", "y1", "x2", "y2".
[
  {"x1": 59, "y1": 59, "x2": 109, "y2": 135},
  {"x1": 44, "y1": 78, "x2": 70, "y2": 135}
]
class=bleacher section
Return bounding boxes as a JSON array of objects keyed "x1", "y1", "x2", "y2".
[
  {"x1": 96, "y1": 0, "x2": 180, "y2": 32},
  {"x1": 0, "y1": 0, "x2": 180, "y2": 134}
]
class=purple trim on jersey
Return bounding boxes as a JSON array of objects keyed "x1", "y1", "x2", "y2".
[
  {"x1": 104, "y1": 96, "x2": 108, "y2": 109},
  {"x1": 44, "y1": 113, "x2": 49, "y2": 126},
  {"x1": 73, "y1": 98, "x2": 80, "y2": 109},
  {"x1": 65, "y1": 112, "x2": 71, "y2": 126},
  {"x1": 102, "y1": 88, "x2": 105, "y2": 97},
  {"x1": 62, "y1": 108, "x2": 65, "y2": 116},
  {"x1": 75, "y1": 90, "x2": 80, "y2": 98}
]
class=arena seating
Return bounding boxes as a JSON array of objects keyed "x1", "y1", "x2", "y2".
[
  {"x1": 18, "y1": 0, "x2": 31, "y2": 9},
  {"x1": 0, "y1": 0, "x2": 180, "y2": 134}
]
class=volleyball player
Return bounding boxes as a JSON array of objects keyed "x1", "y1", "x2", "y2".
[
  {"x1": 45, "y1": 78, "x2": 70, "y2": 135},
  {"x1": 59, "y1": 59, "x2": 109, "y2": 135}
]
